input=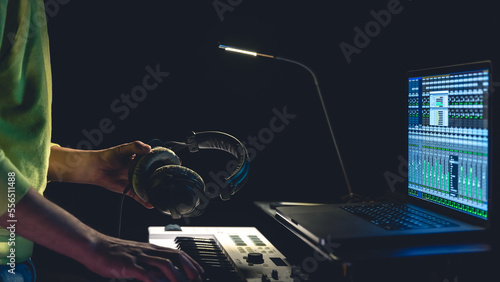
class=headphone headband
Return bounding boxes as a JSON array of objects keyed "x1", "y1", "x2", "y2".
[{"x1": 164, "y1": 131, "x2": 250, "y2": 200}]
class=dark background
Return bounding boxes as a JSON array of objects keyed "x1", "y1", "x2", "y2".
[{"x1": 35, "y1": 0, "x2": 499, "y2": 280}]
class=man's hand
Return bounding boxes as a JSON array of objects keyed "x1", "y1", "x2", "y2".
[
  {"x1": 48, "y1": 141, "x2": 154, "y2": 208},
  {"x1": 89, "y1": 141, "x2": 152, "y2": 208},
  {"x1": 85, "y1": 234, "x2": 203, "y2": 281}
]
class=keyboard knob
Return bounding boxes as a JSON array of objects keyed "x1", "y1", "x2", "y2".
[
  {"x1": 247, "y1": 252, "x2": 264, "y2": 264},
  {"x1": 271, "y1": 269, "x2": 279, "y2": 280}
]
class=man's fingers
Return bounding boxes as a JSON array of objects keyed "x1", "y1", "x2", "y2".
[
  {"x1": 118, "y1": 141, "x2": 151, "y2": 158},
  {"x1": 118, "y1": 141, "x2": 153, "y2": 208},
  {"x1": 179, "y1": 251, "x2": 204, "y2": 277},
  {"x1": 148, "y1": 248, "x2": 204, "y2": 280},
  {"x1": 126, "y1": 189, "x2": 154, "y2": 208},
  {"x1": 141, "y1": 255, "x2": 184, "y2": 282},
  {"x1": 130, "y1": 140, "x2": 152, "y2": 153},
  {"x1": 133, "y1": 195, "x2": 154, "y2": 209},
  {"x1": 178, "y1": 252, "x2": 204, "y2": 281},
  {"x1": 111, "y1": 264, "x2": 155, "y2": 282}
]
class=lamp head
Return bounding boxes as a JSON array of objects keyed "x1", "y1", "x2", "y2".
[{"x1": 218, "y1": 44, "x2": 275, "y2": 59}]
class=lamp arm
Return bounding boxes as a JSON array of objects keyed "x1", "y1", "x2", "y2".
[
  {"x1": 219, "y1": 44, "x2": 361, "y2": 201},
  {"x1": 275, "y1": 56, "x2": 354, "y2": 198}
]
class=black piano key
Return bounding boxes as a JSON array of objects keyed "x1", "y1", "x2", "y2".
[{"x1": 174, "y1": 236, "x2": 243, "y2": 282}]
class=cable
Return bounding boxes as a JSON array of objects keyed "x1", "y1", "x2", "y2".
[{"x1": 117, "y1": 184, "x2": 132, "y2": 238}]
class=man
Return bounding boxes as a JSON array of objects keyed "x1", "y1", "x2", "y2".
[{"x1": 0, "y1": 0, "x2": 203, "y2": 281}]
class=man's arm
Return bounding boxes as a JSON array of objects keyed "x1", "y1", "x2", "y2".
[{"x1": 0, "y1": 187, "x2": 203, "y2": 281}]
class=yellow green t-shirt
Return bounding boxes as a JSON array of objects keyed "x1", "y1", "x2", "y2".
[{"x1": 0, "y1": 0, "x2": 53, "y2": 264}]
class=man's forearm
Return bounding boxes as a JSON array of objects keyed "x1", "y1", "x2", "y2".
[
  {"x1": 47, "y1": 146, "x2": 96, "y2": 184},
  {"x1": 0, "y1": 187, "x2": 99, "y2": 267}
]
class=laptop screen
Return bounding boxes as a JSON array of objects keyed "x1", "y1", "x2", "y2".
[{"x1": 407, "y1": 62, "x2": 491, "y2": 220}]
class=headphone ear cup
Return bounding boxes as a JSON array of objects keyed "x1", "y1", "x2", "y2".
[
  {"x1": 130, "y1": 147, "x2": 181, "y2": 202},
  {"x1": 148, "y1": 165, "x2": 205, "y2": 219}
]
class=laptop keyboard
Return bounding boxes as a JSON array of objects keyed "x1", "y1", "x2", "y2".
[{"x1": 340, "y1": 203, "x2": 459, "y2": 231}]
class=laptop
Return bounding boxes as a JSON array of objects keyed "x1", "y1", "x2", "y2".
[{"x1": 275, "y1": 61, "x2": 493, "y2": 248}]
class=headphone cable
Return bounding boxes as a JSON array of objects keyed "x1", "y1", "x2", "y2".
[{"x1": 118, "y1": 184, "x2": 132, "y2": 238}]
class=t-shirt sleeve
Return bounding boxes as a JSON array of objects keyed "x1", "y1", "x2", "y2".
[{"x1": 0, "y1": 149, "x2": 33, "y2": 217}]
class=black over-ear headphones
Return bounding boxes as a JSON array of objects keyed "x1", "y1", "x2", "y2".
[{"x1": 128, "y1": 131, "x2": 250, "y2": 219}]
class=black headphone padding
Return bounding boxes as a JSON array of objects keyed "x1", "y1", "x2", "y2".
[
  {"x1": 148, "y1": 165, "x2": 205, "y2": 218},
  {"x1": 130, "y1": 147, "x2": 181, "y2": 202}
]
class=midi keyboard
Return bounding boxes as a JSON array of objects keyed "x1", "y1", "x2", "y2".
[{"x1": 148, "y1": 226, "x2": 304, "y2": 281}]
